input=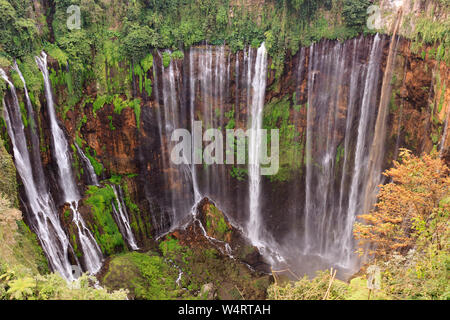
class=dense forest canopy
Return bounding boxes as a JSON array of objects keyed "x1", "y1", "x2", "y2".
[
  {"x1": 0, "y1": 0, "x2": 374, "y2": 97},
  {"x1": 1, "y1": 0, "x2": 448, "y2": 105}
]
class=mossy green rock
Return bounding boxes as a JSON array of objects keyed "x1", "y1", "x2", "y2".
[
  {"x1": 101, "y1": 251, "x2": 186, "y2": 300},
  {"x1": 203, "y1": 203, "x2": 232, "y2": 242}
]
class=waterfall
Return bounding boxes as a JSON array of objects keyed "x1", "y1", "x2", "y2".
[
  {"x1": 1, "y1": 68, "x2": 77, "y2": 281},
  {"x1": 189, "y1": 48, "x2": 201, "y2": 204},
  {"x1": 151, "y1": 50, "x2": 194, "y2": 236},
  {"x1": 2, "y1": 32, "x2": 413, "y2": 281},
  {"x1": 363, "y1": 10, "x2": 402, "y2": 216},
  {"x1": 35, "y1": 52, "x2": 103, "y2": 274},
  {"x1": 302, "y1": 35, "x2": 385, "y2": 269},
  {"x1": 150, "y1": 52, "x2": 173, "y2": 236},
  {"x1": 74, "y1": 143, "x2": 99, "y2": 186},
  {"x1": 342, "y1": 34, "x2": 384, "y2": 266},
  {"x1": 336, "y1": 38, "x2": 362, "y2": 233},
  {"x1": 135, "y1": 36, "x2": 395, "y2": 275},
  {"x1": 111, "y1": 185, "x2": 139, "y2": 250},
  {"x1": 12, "y1": 63, "x2": 47, "y2": 187},
  {"x1": 303, "y1": 44, "x2": 314, "y2": 255},
  {"x1": 247, "y1": 43, "x2": 268, "y2": 245}
]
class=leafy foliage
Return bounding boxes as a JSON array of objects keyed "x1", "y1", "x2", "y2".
[
  {"x1": 0, "y1": 0, "x2": 38, "y2": 58},
  {"x1": 263, "y1": 96, "x2": 304, "y2": 182},
  {"x1": 0, "y1": 139, "x2": 17, "y2": 203},
  {"x1": 342, "y1": 0, "x2": 370, "y2": 31},
  {"x1": 380, "y1": 248, "x2": 450, "y2": 300},
  {"x1": 267, "y1": 270, "x2": 349, "y2": 300},
  {"x1": 352, "y1": 149, "x2": 450, "y2": 300},
  {"x1": 354, "y1": 149, "x2": 449, "y2": 257},
  {"x1": 0, "y1": 265, "x2": 127, "y2": 300},
  {"x1": 101, "y1": 251, "x2": 183, "y2": 300},
  {"x1": 85, "y1": 185, "x2": 125, "y2": 255},
  {"x1": 121, "y1": 24, "x2": 159, "y2": 63}
]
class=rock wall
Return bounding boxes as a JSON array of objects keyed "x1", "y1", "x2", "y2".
[
  {"x1": 53, "y1": 36, "x2": 446, "y2": 246},
  {"x1": 2, "y1": 34, "x2": 448, "y2": 272}
]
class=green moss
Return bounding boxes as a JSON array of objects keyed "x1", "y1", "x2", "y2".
[
  {"x1": 162, "y1": 52, "x2": 171, "y2": 68},
  {"x1": 84, "y1": 147, "x2": 103, "y2": 176},
  {"x1": 144, "y1": 78, "x2": 152, "y2": 96},
  {"x1": 18, "y1": 101, "x2": 28, "y2": 128},
  {"x1": 72, "y1": 234, "x2": 82, "y2": 258},
  {"x1": 63, "y1": 209, "x2": 71, "y2": 219},
  {"x1": 107, "y1": 115, "x2": 116, "y2": 130},
  {"x1": 44, "y1": 43, "x2": 68, "y2": 66},
  {"x1": 263, "y1": 96, "x2": 304, "y2": 182},
  {"x1": 92, "y1": 95, "x2": 111, "y2": 116},
  {"x1": 0, "y1": 56, "x2": 11, "y2": 68},
  {"x1": 85, "y1": 185, "x2": 125, "y2": 255},
  {"x1": 130, "y1": 98, "x2": 141, "y2": 129},
  {"x1": 171, "y1": 50, "x2": 184, "y2": 60},
  {"x1": 70, "y1": 144, "x2": 82, "y2": 180},
  {"x1": 438, "y1": 82, "x2": 446, "y2": 114},
  {"x1": 224, "y1": 109, "x2": 235, "y2": 129},
  {"x1": 159, "y1": 236, "x2": 185, "y2": 261},
  {"x1": 158, "y1": 234, "x2": 270, "y2": 300},
  {"x1": 101, "y1": 251, "x2": 185, "y2": 300},
  {"x1": 140, "y1": 54, "x2": 153, "y2": 73},
  {"x1": 13, "y1": 221, "x2": 49, "y2": 275},
  {"x1": 335, "y1": 143, "x2": 345, "y2": 166},
  {"x1": 230, "y1": 166, "x2": 247, "y2": 181},
  {"x1": 413, "y1": 14, "x2": 450, "y2": 64},
  {"x1": 205, "y1": 204, "x2": 230, "y2": 240},
  {"x1": 113, "y1": 95, "x2": 127, "y2": 114}
]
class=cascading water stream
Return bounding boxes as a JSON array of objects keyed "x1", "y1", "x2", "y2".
[
  {"x1": 247, "y1": 43, "x2": 268, "y2": 246},
  {"x1": 302, "y1": 35, "x2": 385, "y2": 271},
  {"x1": 336, "y1": 38, "x2": 362, "y2": 232},
  {"x1": 189, "y1": 48, "x2": 201, "y2": 203},
  {"x1": 341, "y1": 34, "x2": 384, "y2": 266},
  {"x1": 303, "y1": 43, "x2": 315, "y2": 255},
  {"x1": 1, "y1": 69, "x2": 77, "y2": 281},
  {"x1": 35, "y1": 51, "x2": 103, "y2": 274},
  {"x1": 363, "y1": 10, "x2": 402, "y2": 217},
  {"x1": 12, "y1": 62, "x2": 47, "y2": 187},
  {"x1": 74, "y1": 143, "x2": 99, "y2": 186},
  {"x1": 111, "y1": 185, "x2": 139, "y2": 250}
]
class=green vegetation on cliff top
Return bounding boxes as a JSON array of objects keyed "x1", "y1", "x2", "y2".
[{"x1": 0, "y1": 0, "x2": 376, "y2": 99}]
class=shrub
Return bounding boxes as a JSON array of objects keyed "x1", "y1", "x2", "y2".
[
  {"x1": 85, "y1": 185, "x2": 125, "y2": 255},
  {"x1": 121, "y1": 24, "x2": 159, "y2": 63},
  {"x1": 342, "y1": 0, "x2": 371, "y2": 30},
  {"x1": 268, "y1": 270, "x2": 349, "y2": 300},
  {"x1": 354, "y1": 149, "x2": 449, "y2": 257}
]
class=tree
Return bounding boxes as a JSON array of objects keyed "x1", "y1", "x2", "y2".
[
  {"x1": 342, "y1": 0, "x2": 371, "y2": 31},
  {"x1": 0, "y1": 0, "x2": 38, "y2": 58},
  {"x1": 121, "y1": 24, "x2": 159, "y2": 62},
  {"x1": 353, "y1": 149, "x2": 450, "y2": 258}
]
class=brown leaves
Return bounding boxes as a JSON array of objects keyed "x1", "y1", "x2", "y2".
[{"x1": 354, "y1": 149, "x2": 450, "y2": 258}]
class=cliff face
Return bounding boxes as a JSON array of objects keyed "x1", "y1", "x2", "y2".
[
  {"x1": 379, "y1": 0, "x2": 449, "y2": 38},
  {"x1": 1, "y1": 0, "x2": 448, "y2": 295},
  {"x1": 1, "y1": 0, "x2": 448, "y2": 271},
  {"x1": 33, "y1": 35, "x2": 448, "y2": 266}
]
